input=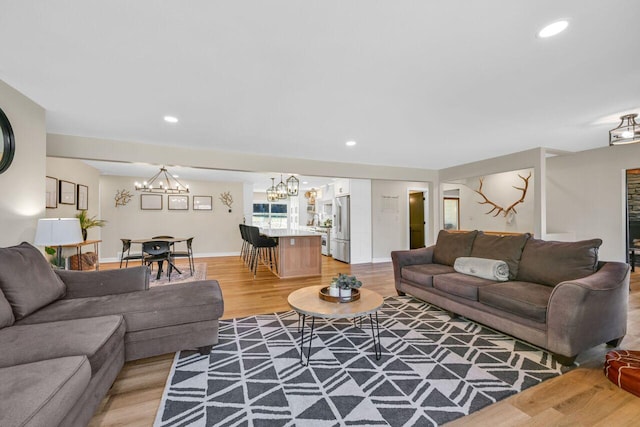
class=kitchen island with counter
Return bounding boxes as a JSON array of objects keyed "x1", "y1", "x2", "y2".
[{"x1": 260, "y1": 229, "x2": 322, "y2": 278}]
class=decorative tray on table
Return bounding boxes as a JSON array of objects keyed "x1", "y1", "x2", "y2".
[{"x1": 318, "y1": 287, "x2": 360, "y2": 303}]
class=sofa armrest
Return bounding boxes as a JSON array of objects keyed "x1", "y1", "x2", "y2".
[
  {"x1": 55, "y1": 266, "x2": 150, "y2": 299},
  {"x1": 391, "y1": 246, "x2": 435, "y2": 288},
  {"x1": 546, "y1": 261, "x2": 629, "y2": 357}
]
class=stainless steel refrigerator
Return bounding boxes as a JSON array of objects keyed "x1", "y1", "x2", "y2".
[{"x1": 333, "y1": 195, "x2": 350, "y2": 263}]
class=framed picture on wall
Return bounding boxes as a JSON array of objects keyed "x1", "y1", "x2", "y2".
[
  {"x1": 46, "y1": 176, "x2": 57, "y2": 209},
  {"x1": 140, "y1": 194, "x2": 163, "y2": 210},
  {"x1": 193, "y1": 195, "x2": 213, "y2": 211},
  {"x1": 77, "y1": 184, "x2": 88, "y2": 210},
  {"x1": 168, "y1": 195, "x2": 189, "y2": 210},
  {"x1": 59, "y1": 180, "x2": 76, "y2": 205}
]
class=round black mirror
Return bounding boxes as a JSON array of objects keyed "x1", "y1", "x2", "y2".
[{"x1": 0, "y1": 107, "x2": 15, "y2": 174}]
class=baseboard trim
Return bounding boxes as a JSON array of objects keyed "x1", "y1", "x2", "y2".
[
  {"x1": 372, "y1": 257, "x2": 392, "y2": 263},
  {"x1": 101, "y1": 252, "x2": 241, "y2": 264}
]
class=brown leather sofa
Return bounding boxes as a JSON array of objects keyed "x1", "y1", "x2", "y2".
[
  {"x1": 391, "y1": 230, "x2": 629, "y2": 365},
  {"x1": 0, "y1": 242, "x2": 224, "y2": 427}
]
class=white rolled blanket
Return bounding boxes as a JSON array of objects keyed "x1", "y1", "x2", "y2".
[{"x1": 453, "y1": 257, "x2": 510, "y2": 281}]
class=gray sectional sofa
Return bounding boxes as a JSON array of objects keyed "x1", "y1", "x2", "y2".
[
  {"x1": 391, "y1": 230, "x2": 630, "y2": 365},
  {"x1": 0, "y1": 242, "x2": 224, "y2": 427}
]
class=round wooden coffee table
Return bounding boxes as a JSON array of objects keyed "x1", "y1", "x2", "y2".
[{"x1": 288, "y1": 285, "x2": 384, "y2": 365}]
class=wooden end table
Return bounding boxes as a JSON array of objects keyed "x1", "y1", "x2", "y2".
[{"x1": 287, "y1": 285, "x2": 384, "y2": 366}]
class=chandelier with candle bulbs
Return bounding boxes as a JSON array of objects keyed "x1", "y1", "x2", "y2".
[{"x1": 135, "y1": 166, "x2": 189, "y2": 194}]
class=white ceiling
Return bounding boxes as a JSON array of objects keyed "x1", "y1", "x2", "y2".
[{"x1": 1, "y1": 1, "x2": 639, "y2": 170}]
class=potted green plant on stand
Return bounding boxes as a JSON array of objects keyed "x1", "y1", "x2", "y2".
[
  {"x1": 76, "y1": 210, "x2": 107, "y2": 241},
  {"x1": 329, "y1": 273, "x2": 362, "y2": 299}
]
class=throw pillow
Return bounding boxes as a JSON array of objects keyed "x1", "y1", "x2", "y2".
[
  {"x1": 432, "y1": 230, "x2": 478, "y2": 266},
  {"x1": 470, "y1": 232, "x2": 530, "y2": 280},
  {"x1": 0, "y1": 242, "x2": 66, "y2": 320},
  {"x1": 516, "y1": 238, "x2": 603, "y2": 286}
]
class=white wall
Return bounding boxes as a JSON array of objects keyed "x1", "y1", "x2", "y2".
[
  {"x1": 0, "y1": 80, "x2": 46, "y2": 246},
  {"x1": 349, "y1": 179, "x2": 372, "y2": 264},
  {"x1": 371, "y1": 180, "x2": 430, "y2": 261},
  {"x1": 443, "y1": 168, "x2": 535, "y2": 234},
  {"x1": 546, "y1": 144, "x2": 640, "y2": 262},
  {"x1": 99, "y1": 175, "x2": 244, "y2": 260}
]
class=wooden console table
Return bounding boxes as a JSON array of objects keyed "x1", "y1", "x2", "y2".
[{"x1": 61, "y1": 239, "x2": 101, "y2": 271}]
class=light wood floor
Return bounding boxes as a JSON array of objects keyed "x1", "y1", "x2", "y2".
[{"x1": 89, "y1": 256, "x2": 640, "y2": 426}]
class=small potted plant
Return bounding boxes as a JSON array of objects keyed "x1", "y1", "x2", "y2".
[
  {"x1": 76, "y1": 210, "x2": 107, "y2": 241},
  {"x1": 330, "y1": 273, "x2": 362, "y2": 299}
]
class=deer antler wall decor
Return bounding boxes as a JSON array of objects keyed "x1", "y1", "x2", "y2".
[
  {"x1": 219, "y1": 191, "x2": 233, "y2": 212},
  {"x1": 474, "y1": 172, "x2": 531, "y2": 217},
  {"x1": 114, "y1": 189, "x2": 133, "y2": 207}
]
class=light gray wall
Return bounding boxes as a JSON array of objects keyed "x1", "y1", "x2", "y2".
[
  {"x1": 443, "y1": 168, "x2": 535, "y2": 234},
  {"x1": 99, "y1": 175, "x2": 244, "y2": 260},
  {"x1": 438, "y1": 148, "x2": 547, "y2": 238},
  {"x1": 46, "y1": 158, "x2": 101, "y2": 235},
  {"x1": 546, "y1": 144, "x2": 640, "y2": 262},
  {"x1": 0, "y1": 80, "x2": 46, "y2": 246}
]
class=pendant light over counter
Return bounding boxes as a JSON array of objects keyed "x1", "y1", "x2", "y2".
[{"x1": 265, "y1": 174, "x2": 299, "y2": 200}]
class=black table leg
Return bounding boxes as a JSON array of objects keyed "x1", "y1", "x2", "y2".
[
  {"x1": 369, "y1": 312, "x2": 381, "y2": 360},
  {"x1": 156, "y1": 261, "x2": 163, "y2": 279},
  {"x1": 298, "y1": 314, "x2": 315, "y2": 366}
]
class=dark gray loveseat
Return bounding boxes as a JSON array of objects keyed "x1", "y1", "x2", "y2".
[
  {"x1": 391, "y1": 230, "x2": 629, "y2": 365},
  {"x1": 0, "y1": 242, "x2": 224, "y2": 427}
]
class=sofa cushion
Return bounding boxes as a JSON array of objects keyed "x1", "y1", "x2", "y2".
[
  {"x1": 0, "y1": 356, "x2": 90, "y2": 427},
  {"x1": 432, "y1": 230, "x2": 478, "y2": 266},
  {"x1": 0, "y1": 242, "x2": 66, "y2": 320},
  {"x1": 0, "y1": 315, "x2": 125, "y2": 374},
  {"x1": 516, "y1": 238, "x2": 602, "y2": 286},
  {"x1": 469, "y1": 233, "x2": 530, "y2": 279},
  {"x1": 0, "y1": 288, "x2": 14, "y2": 329},
  {"x1": 478, "y1": 281, "x2": 553, "y2": 323},
  {"x1": 433, "y1": 272, "x2": 497, "y2": 301},
  {"x1": 16, "y1": 281, "x2": 224, "y2": 332},
  {"x1": 401, "y1": 264, "x2": 455, "y2": 287}
]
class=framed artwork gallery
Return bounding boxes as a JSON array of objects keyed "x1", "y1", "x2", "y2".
[
  {"x1": 59, "y1": 180, "x2": 75, "y2": 205},
  {"x1": 46, "y1": 176, "x2": 57, "y2": 209},
  {"x1": 168, "y1": 195, "x2": 189, "y2": 210},
  {"x1": 140, "y1": 194, "x2": 163, "y2": 210},
  {"x1": 193, "y1": 195, "x2": 213, "y2": 211},
  {"x1": 77, "y1": 184, "x2": 88, "y2": 210}
]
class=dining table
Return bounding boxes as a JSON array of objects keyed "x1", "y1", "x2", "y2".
[{"x1": 129, "y1": 237, "x2": 193, "y2": 279}]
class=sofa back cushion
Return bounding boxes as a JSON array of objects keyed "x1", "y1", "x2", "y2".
[
  {"x1": 469, "y1": 232, "x2": 530, "y2": 279},
  {"x1": 516, "y1": 238, "x2": 603, "y2": 286},
  {"x1": 0, "y1": 288, "x2": 15, "y2": 328},
  {"x1": 433, "y1": 230, "x2": 478, "y2": 266},
  {"x1": 0, "y1": 242, "x2": 66, "y2": 320}
]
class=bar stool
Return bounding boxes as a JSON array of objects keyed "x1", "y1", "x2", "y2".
[{"x1": 247, "y1": 226, "x2": 278, "y2": 278}]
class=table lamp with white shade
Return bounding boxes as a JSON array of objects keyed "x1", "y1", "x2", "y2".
[{"x1": 34, "y1": 218, "x2": 83, "y2": 268}]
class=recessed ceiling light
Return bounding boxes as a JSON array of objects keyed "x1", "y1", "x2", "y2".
[
  {"x1": 302, "y1": 181, "x2": 309, "y2": 185},
  {"x1": 164, "y1": 116, "x2": 179, "y2": 123},
  {"x1": 345, "y1": 140, "x2": 357, "y2": 147},
  {"x1": 537, "y1": 20, "x2": 569, "y2": 38}
]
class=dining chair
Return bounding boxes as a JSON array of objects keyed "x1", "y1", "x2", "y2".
[
  {"x1": 119, "y1": 238, "x2": 144, "y2": 268},
  {"x1": 142, "y1": 240, "x2": 180, "y2": 281},
  {"x1": 152, "y1": 235, "x2": 176, "y2": 252},
  {"x1": 172, "y1": 237, "x2": 194, "y2": 275}
]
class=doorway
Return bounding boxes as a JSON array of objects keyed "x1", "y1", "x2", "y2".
[{"x1": 409, "y1": 191, "x2": 426, "y2": 249}]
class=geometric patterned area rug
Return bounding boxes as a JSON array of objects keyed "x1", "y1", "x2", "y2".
[
  {"x1": 149, "y1": 262, "x2": 207, "y2": 287},
  {"x1": 154, "y1": 296, "x2": 562, "y2": 426}
]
